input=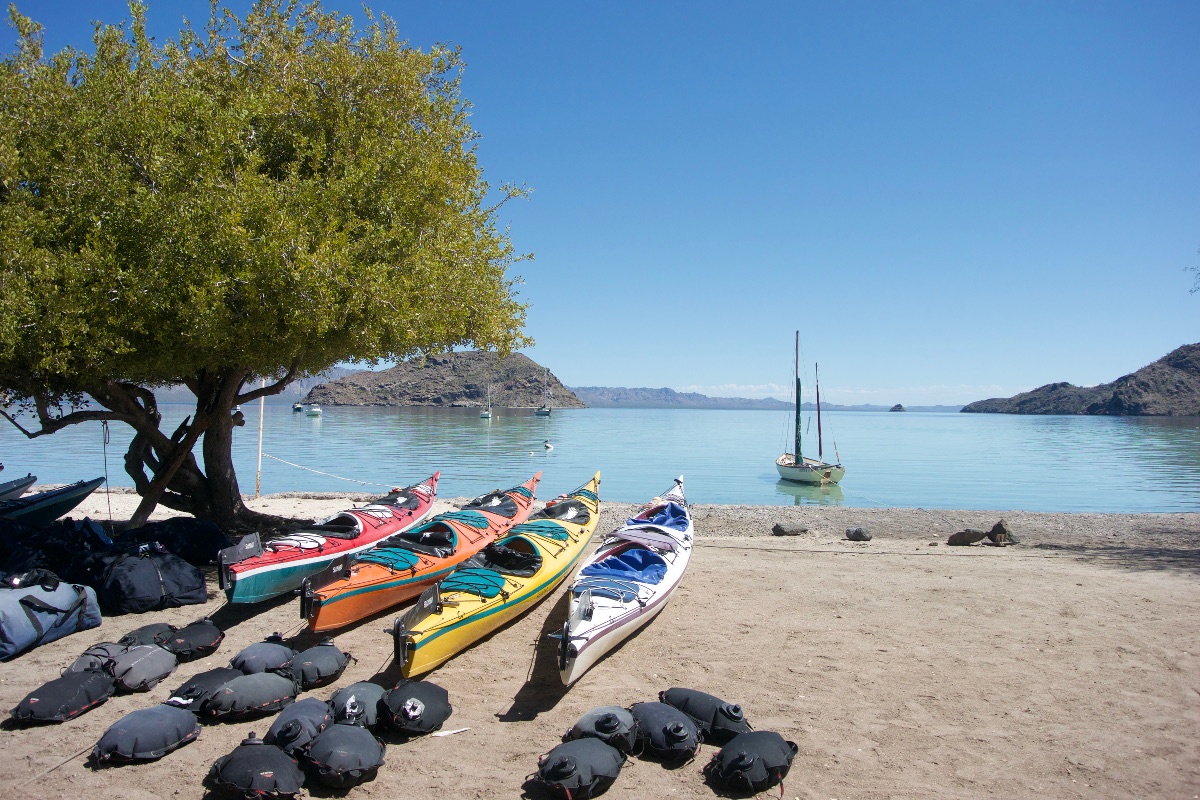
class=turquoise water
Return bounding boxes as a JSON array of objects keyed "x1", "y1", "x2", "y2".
[{"x1": 2, "y1": 405, "x2": 1198, "y2": 512}]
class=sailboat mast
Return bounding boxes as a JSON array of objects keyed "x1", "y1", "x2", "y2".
[
  {"x1": 793, "y1": 331, "x2": 802, "y2": 458},
  {"x1": 815, "y1": 363, "x2": 824, "y2": 460}
]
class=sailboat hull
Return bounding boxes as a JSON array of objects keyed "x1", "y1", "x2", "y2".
[{"x1": 776, "y1": 454, "x2": 845, "y2": 485}]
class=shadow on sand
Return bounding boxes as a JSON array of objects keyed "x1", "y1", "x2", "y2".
[
  {"x1": 494, "y1": 589, "x2": 573, "y2": 723},
  {"x1": 1032, "y1": 540, "x2": 1200, "y2": 576}
]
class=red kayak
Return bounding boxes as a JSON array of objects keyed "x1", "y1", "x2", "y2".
[{"x1": 219, "y1": 472, "x2": 440, "y2": 604}]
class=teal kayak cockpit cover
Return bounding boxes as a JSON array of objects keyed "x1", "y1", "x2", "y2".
[
  {"x1": 439, "y1": 568, "x2": 507, "y2": 599},
  {"x1": 357, "y1": 548, "x2": 419, "y2": 571},
  {"x1": 510, "y1": 520, "x2": 571, "y2": 541}
]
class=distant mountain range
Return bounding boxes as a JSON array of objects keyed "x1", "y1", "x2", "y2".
[
  {"x1": 961, "y1": 343, "x2": 1200, "y2": 416},
  {"x1": 569, "y1": 386, "x2": 962, "y2": 412}
]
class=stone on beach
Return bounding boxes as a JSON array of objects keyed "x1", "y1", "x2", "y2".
[
  {"x1": 947, "y1": 528, "x2": 989, "y2": 546},
  {"x1": 771, "y1": 522, "x2": 808, "y2": 536}
]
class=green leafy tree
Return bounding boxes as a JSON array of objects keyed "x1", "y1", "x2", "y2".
[{"x1": 0, "y1": 1, "x2": 529, "y2": 528}]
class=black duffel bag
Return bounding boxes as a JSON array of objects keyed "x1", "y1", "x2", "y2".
[{"x1": 85, "y1": 543, "x2": 207, "y2": 615}]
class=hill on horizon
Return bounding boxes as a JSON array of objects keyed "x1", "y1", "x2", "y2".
[
  {"x1": 303, "y1": 351, "x2": 584, "y2": 409},
  {"x1": 961, "y1": 343, "x2": 1200, "y2": 415}
]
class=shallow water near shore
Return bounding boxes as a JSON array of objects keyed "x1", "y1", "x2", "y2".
[{"x1": 5, "y1": 404, "x2": 1199, "y2": 513}]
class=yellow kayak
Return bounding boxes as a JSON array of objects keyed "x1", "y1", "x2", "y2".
[{"x1": 390, "y1": 472, "x2": 600, "y2": 678}]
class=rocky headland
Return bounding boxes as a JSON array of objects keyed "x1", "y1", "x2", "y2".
[
  {"x1": 302, "y1": 350, "x2": 584, "y2": 409},
  {"x1": 962, "y1": 343, "x2": 1200, "y2": 415}
]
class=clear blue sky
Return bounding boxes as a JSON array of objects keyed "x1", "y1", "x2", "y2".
[{"x1": 5, "y1": 1, "x2": 1197, "y2": 405}]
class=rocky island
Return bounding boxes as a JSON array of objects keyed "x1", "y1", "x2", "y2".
[
  {"x1": 303, "y1": 351, "x2": 585, "y2": 409},
  {"x1": 961, "y1": 343, "x2": 1200, "y2": 416}
]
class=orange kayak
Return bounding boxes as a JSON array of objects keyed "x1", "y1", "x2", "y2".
[{"x1": 301, "y1": 473, "x2": 541, "y2": 632}]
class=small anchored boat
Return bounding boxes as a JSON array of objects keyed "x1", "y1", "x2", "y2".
[
  {"x1": 301, "y1": 473, "x2": 542, "y2": 632},
  {"x1": 219, "y1": 473, "x2": 440, "y2": 604},
  {"x1": 555, "y1": 476, "x2": 692, "y2": 685},
  {"x1": 391, "y1": 472, "x2": 600, "y2": 678},
  {"x1": 776, "y1": 331, "x2": 844, "y2": 485},
  {"x1": 535, "y1": 368, "x2": 552, "y2": 416}
]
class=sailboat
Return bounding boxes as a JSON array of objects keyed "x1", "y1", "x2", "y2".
[
  {"x1": 480, "y1": 384, "x2": 493, "y2": 418},
  {"x1": 534, "y1": 368, "x2": 552, "y2": 416},
  {"x1": 776, "y1": 332, "x2": 845, "y2": 485}
]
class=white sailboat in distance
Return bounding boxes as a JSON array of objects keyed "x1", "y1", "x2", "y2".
[{"x1": 776, "y1": 332, "x2": 845, "y2": 485}]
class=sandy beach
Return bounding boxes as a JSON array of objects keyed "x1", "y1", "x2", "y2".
[{"x1": 1, "y1": 488, "x2": 1197, "y2": 799}]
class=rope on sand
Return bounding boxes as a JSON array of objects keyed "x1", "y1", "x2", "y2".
[
  {"x1": 262, "y1": 454, "x2": 394, "y2": 489},
  {"x1": 19, "y1": 743, "x2": 93, "y2": 788}
]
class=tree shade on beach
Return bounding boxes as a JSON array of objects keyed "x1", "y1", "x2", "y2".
[{"x1": 0, "y1": 1, "x2": 529, "y2": 526}]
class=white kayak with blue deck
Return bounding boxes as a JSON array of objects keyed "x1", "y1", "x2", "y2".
[{"x1": 554, "y1": 476, "x2": 693, "y2": 685}]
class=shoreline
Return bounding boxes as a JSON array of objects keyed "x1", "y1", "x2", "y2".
[{"x1": 2, "y1": 491, "x2": 1196, "y2": 798}]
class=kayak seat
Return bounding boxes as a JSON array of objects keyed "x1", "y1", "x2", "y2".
[
  {"x1": 461, "y1": 493, "x2": 521, "y2": 519},
  {"x1": 530, "y1": 499, "x2": 591, "y2": 527},
  {"x1": 373, "y1": 492, "x2": 421, "y2": 511},
  {"x1": 356, "y1": 548, "x2": 419, "y2": 571},
  {"x1": 463, "y1": 540, "x2": 543, "y2": 577},
  {"x1": 440, "y1": 568, "x2": 507, "y2": 599},
  {"x1": 375, "y1": 519, "x2": 464, "y2": 558},
  {"x1": 303, "y1": 515, "x2": 360, "y2": 539},
  {"x1": 580, "y1": 547, "x2": 668, "y2": 585}
]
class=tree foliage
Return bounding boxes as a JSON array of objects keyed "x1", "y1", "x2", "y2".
[{"x1": 0, "y1": 0, "x2": 529, "y2": 526}]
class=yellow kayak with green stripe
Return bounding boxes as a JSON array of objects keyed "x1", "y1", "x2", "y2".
[{"x1": 390, "y1": 472, "x2": 600, "y2": 678}]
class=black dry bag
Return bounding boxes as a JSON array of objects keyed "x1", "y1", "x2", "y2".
[
  {"x1": 165, "y1": 667, "x2": 243, "y2": 709},
  {"x1": 108, "y1": 644, "x2": 178, "y2": 692},
  {"x1": 264, "y1": 697, "x2": 333, "y2": 757},
  {"x1": 628, "y1": 701, "x2": 702, "y2": 763},
  {"x1": 703, "y1": 730, "x2": 799, "y2": 794},
  {"x1": 10, "y1": 668, "x2": 115, "y2": 723},
  {"x1": 302, "y1": 720, "x2": 386, "y2": 789},
  {"x1": 288, "y1": 639, "x2": 350, "y2": 690},
  {"x1": 160, "y1": 619, "x2": 225, "y2": 661},
  {"x1": 205, "y1": 733, "x2": 305, "y2": 799},
  {"x1": 381, "y1": 678, "x2": 452, "y2": 735},
  {"x1": 534, "y1": 737, "x2": 626, "y2": 799},
  {"x1": 329, "y1": 681, "x2": 387, "y2": 730},
  {"x1": 230, "y1": 633, "x2": 296, "y2": 674},
  {"x1": 117, "y1": 622, "x2": 177, "y2": 647},
  {"x1": 67, "y1": 641, "x2": 128, "y2": 674},
  {"x1": 91, "y1": 704, "x2": 201, "y2": 763},
  {"x1": 201, "y1": 671, "x2": 298, "y2": 721},
  {"x1": 563, "y1": 706, "x2": 639, "y2": 754},
  {"x1": 660, "y1": 686, "x2": 753, "y2": 745}
]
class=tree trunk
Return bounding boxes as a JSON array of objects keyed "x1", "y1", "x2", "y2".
[
  {"x1": 200, "y1": 406, "x2": 248, "y2": 529},
  {"x1": 129, "y1": 413, "x2": 209, "y2": 528}
]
